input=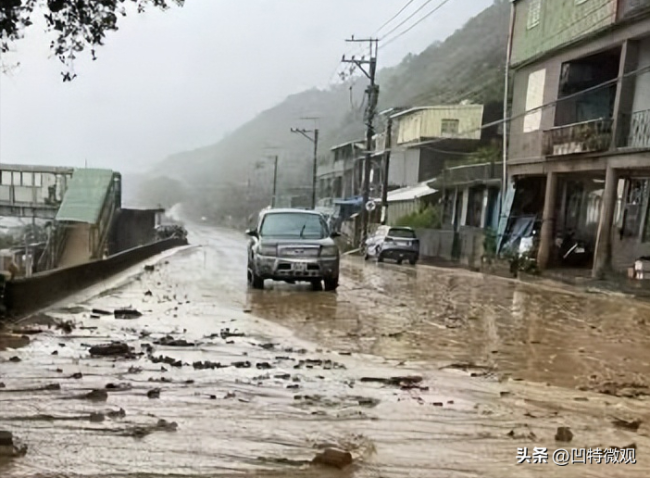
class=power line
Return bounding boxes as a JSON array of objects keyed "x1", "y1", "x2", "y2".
[
  {"x1": 379, "y1": 0, "x2": 437, "y2": 42},
  {"x1": 375, "y1": 0, "x2": 417, "y2": 36},
  {"x1": 381, "y1": 0, "x2": 454, "y2": 49}
]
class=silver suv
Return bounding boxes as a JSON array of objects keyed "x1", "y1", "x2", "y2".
[{"x1": 246, "y1": 208, "x2": 340, "y2": 290}]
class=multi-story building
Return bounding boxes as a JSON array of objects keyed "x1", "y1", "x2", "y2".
[{"x1": 506, "y1": 0, "x2": 650, "y2": 275}]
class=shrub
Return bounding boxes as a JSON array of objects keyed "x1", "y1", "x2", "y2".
[{"x1": 395, "y1": 205, "x2": 442, "y2": 229}]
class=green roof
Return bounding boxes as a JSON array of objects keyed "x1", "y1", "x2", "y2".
[{"x1": 56, "y1": 168, "x2": 115, "y2": 224}]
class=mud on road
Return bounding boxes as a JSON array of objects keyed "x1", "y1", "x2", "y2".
[{"x1": 1, "y1": 226, "x2": 649, "y2": 477}]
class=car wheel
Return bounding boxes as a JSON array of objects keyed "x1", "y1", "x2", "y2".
[
  {"x1": 323, "y1": 277, "x2": 339, "y2": 291},
  {"x1": 311, "y1": 280, "x2": 323, "y2": 291},
  {"x1": 377, "y1": 253, "x2": 384, "y2": 263},
  {"x1": 397, "y1": 259, "x2": 403, "y2": 265},
  {"x1": 409, "y1": 258, "x2": 417, "y2": 265}
]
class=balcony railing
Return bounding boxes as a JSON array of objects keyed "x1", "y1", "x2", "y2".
[
  {"x1": 617, "y1": 109, "x2": 650, "y2": 150},
  {"x1": 543, "y1": 118, "x2": 614, "y2": 156},
  {"x1": 618, "y1": 0, "x2": 650, "y2": 20}
]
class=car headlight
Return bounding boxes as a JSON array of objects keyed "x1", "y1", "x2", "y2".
[
  {"x1": 258, "y1": 245, "x2": 277, "y2": 256},
  {"x1": 321, "y1": 245, "x2": 338, "y2": 257}
]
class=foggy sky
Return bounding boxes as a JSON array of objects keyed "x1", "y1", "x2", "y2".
[{"x1": 0, "y1": 0, "x2": 492, "y2": 173}]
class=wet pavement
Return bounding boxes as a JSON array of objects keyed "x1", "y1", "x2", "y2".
[{"x1": 1, "y1": 225, "x2": 649, "y2": 477}]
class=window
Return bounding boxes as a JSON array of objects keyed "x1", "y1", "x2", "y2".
[
  {"x1": 527, "y1": 0, "x2": 541, "y2": 29},
  {"x1": 259, "y1": 212, "x2": 327, "y2": 239},
  {"x1": 22, "y1": 172, "x2": 33, "y2": 186},
  {"x1": 523, "y1": 68, "x2": 546, "y2": 132},
  {"x1": 388, "y1": 228, "x2": 416, "y2": 239},
  {"x1": 441, "y1": 119, "x2": 459, "y2": 135},
  {"x1": 12, "y1": 172, "x2": 21, "y2": 185},
  {"x1": 1, "y1": 171, "x2": 10, "y2": 185}
]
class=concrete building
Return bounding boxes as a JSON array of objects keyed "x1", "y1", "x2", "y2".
[{"x1": 505, "y1": 0, "x2": 650, "y2": 275}]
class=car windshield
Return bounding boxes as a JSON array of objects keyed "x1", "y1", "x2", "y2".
[
  {"x1": 388, "y1": 228, "x2": 415, "y2": 239},
  {"x1": 259, "y1": 212, "x2": 327, "y2": 239}
]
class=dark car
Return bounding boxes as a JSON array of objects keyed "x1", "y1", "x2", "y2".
[
  {"x1": 364, "y1": 225, "x2": 419, "y2": 265},
  {"x1": 246, "y1": 208, "x2": 340, "y2": 290}
]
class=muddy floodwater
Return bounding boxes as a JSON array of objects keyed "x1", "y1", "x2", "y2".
[{"x1": 1, "y1": 226, "x2": 649, "y2": 477}]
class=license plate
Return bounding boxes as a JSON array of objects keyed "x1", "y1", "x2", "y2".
[
  {"x1": 397, "y1": 240, "x2": 409, "y2": 245},
  {"x1": 575, "y1": 247, "x2": 585, "y2": 253},
  {"x1": 292, "y1": 262, "x2": 307, "y2": 272}
]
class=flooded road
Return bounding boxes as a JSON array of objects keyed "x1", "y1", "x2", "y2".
[{"x1": 1, "y1": 225, "x2": 649, "y2": 477}]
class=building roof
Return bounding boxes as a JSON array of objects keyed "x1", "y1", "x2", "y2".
[
  {"x1": 387, "y1": 182, "x2": 438, "y2": 203},
  {"x1": 56, "y1": 168, "x2": 115, "y2": 224},
  {"x1": 390, "y1": 104, "x2": 484, "y2": 120},
  {"x1": 330, "y1": 139, "x2": 366, "y2": 151}
]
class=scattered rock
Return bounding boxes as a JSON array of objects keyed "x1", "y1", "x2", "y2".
[
  {"x1": 220, "y1": 328, "x2": 245, "y2": 339},
  {"x1": 150, "y1": 355, "x2": 183, "y2": 367},
  {"x1": 0, "y1": 431, "x2": 13, "y2": 447},
  {"x1": 432, "y1": 402, "x2": 444, "y2": 407},
  {"x1": 612, "y1": 418, "x2": 642, "y2": 431},
  {"x1": 192, "y1": 360, "x2": 225, "y2": 370},
  {"x1": 144, "y1": 290, "x2": 153, "y2": 296},
  {"x1": 89, "y1": 342, "x2": 131, "y2": 357},
  {"x1": 0, "y1": 430, "x2": 27, "y2": 458},
  {"x1": 232, "y1": 361, "x2": 252, "y2": 368},
  {"x1": 256, "y1": 362, "x2": 273, "y2": 370},
  {"x1": 360, "y1": 376, "x2": 422, "y2": 387},
  {"x1": 555, "y1": 427, "x2": 573, "y2": 443},
  {"x1": 55, "y1": 320, "x2": 75, "y2": 334},
  {"x1": 500, "y1": 391, "x2": 512, "y2": 397},
  {"x1": 156, "y1": 419, "x2": 177, "y2": 431},
  {"x1": 44, "y1": 383, "x2": 61, "y2": 391},
  {"x1": 71, "y1": 372, "x2": 83, "y2": 379},
  {"x1": 274, "y1": 373, "x2": 291, "y2": 380},
  {"x1": 89, "y1": 412, "x2": 105, "y2": 423},
  {"x1": 127, "y1": 366, "x2": 143, "y2": 374},
  {"x1": 51, "y1": 351, "x2": 58, "y2": 355},
  {"x1": 106, "y1": 383, "x2": 131, "y2": 391},
  {"x1": 312, "y1": 448, "x2": 353, "y2": 469},
  {"x1": 107, "y1": 408, "x2": 126, "y2": 419},
  {"x1": 154, "y1": 335, "x2": 196, "y2": 347},
  {"x1": 144, "y1": 265, "x2": 155, "y2": 272},
  {"x1": 85, "y1": 389, "x2": 108, "y2": 401},
  {"x1": 114, "y1": 308, "x2": 142, "y2": 319},
  {"x1": 147, "y1": 388, "x2": 161, "y2": 399},
  {"x1": 9, "y1": 356, "x2": 21, "y2": 363},
  {"x1": 91, "y1": 308, "x2": 112, "y2": 316}
]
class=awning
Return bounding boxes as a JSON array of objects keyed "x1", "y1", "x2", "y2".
[{"x1": 387, "y1": 183, "x2": 438, "y2": 203}]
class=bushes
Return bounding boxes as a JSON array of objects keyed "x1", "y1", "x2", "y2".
[{"x1": 395, "y1": 206, "x2": 442, "y2": 229}]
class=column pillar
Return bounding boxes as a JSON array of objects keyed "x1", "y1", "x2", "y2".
[
  {"x1": 537, "y1": 172, "x2": 557, "y2": 270},
  {"x1": 592, "y1": 166, "x2": 618, "y2": 278}
]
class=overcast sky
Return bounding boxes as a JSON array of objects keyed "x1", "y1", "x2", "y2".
[{"x1": 0, "y1": 0, "x2": 492, "y2": 173}]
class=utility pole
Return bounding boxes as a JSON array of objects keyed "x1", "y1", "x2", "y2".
[
  {"x1": 271, "y1": 155, "x2": 279, "y2": 208},
  {"x1": 342, "y1": 37, "x2": 379, "y2": 250},
  {"x1": 381, "y1": 115, "x2": 393, "y2": 225},
  {"x1": 290, "y1": 127, "x2": 319, "y2": 209}
]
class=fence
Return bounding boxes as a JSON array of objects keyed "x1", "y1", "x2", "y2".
[{"x1": 415, "y1": 226, "x2": 487, "y2": 269}]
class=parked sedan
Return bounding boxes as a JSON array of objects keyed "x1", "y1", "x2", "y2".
[{"x1": 365, "y1": 226, "x2": 419, "y2": 265}]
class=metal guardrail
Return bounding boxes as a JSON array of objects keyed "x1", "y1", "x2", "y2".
[{"x1": 543, "y1": 118, "x2": 614, "y2": 156}]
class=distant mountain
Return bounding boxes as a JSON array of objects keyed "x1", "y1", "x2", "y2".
[{"x1": 147, "y1": 0, "x2": 511, "y2": 219}]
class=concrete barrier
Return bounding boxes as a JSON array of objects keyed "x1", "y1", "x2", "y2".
[
  {"x1": 415, "y1": 227, "x2": 486, "y2": 270},
  {"x1": 5, "y1": 238, "x2": 187, "y2": 318}
]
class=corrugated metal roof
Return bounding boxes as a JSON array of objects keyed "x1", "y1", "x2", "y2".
[
  {"x1": 56, "y1": 168, "x2": 115, "y2": 224},
  {"x1": 387, "y1": 183, "x2": 437, "y2": 203}
]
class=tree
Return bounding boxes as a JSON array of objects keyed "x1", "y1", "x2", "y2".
[{"x1": 0, "y1": 0, "x2": 184, "y2": 81}]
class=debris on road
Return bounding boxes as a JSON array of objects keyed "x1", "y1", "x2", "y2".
[
  {"x1": 89, "y1": 342, "x2": 132, "y2": 357},
  {"x1": 114, "y1": 308, "x2": 142, "y2": 319},
  {"x1": 555, "y1": 427, "x2": 573, "y2": 442},
  {"x1": 147, "y1": 388, "x2": 161, "y2": 399},
  {"x1": 360, "y1": 376, "x2": 423, "y2": 387},
  {"x1": 144, "y1": 265, "x2": 155, "y2": 272},
  {"x1": 193, "y1": 360, "x2": 225, "y2": 370},
  {"x1": 84, "y1": 389, "x2": 109, "y2": 402},
  {"x1": 0, "y1": 430, "x2": 28, "y2": 458},
  {"x1": 154, "y1": 335, "x2": 197, "y2": 347},
  {"x1": 89, "y1": 412, "x2": 105, "y2": 423},
  {"x1": 312, "y1": 448, "x2": 353, "y2": 469},
  {"x1": 91, "y1": 308, "x2": 112, "y2": 316},
  {"x1": 150, "y1": 355, "x2": 183, "y2": 367},
  {"x1": 612, "y1": 418, "x2": 642, "y2": 431},
  {"x1": 220, "y1": 328, "x2": 245, "y2": 339}
]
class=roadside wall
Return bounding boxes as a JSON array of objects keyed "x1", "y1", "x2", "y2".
[
  {"x1": 5, "y1": 238, "x2": 187, "y2": 318},
  {"x1": 415, "y1": 226, "x2": 486, "y2": 269}
]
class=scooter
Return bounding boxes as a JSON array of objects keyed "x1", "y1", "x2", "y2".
[{"x1": 558, "y1": 231, "x2": 592, "y2": 267}]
